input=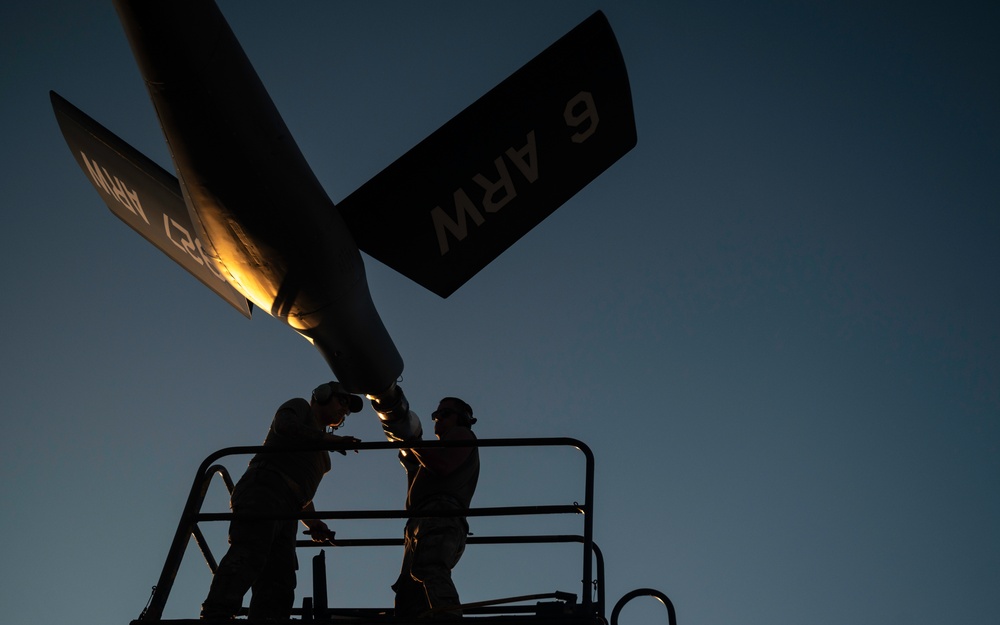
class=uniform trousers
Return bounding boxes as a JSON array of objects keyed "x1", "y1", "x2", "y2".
[
  {"x1": 393, "y1": 498, "x2": 468, "y2": 617},
  {"x1": 201, "y1": 469, "x2": 300, "y2": 620}
]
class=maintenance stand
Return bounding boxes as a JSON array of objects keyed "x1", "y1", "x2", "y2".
[{"x1": 133, "y1": 437, "x2": 676, "y2": 625}]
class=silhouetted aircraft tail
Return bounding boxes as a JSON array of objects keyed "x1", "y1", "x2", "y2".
[
  {"x1": 52, "y1": 9, "x2": 635, "y2": 309},
  {"x1": 50, "y1": 91, "x2": 254, "y2": 317},
  {"x1": 337, "y1": 11, "x2": 636, "y2": 297}
]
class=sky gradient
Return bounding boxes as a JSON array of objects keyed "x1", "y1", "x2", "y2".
[{"x1": 2, "y1": 2, "x2": 998, "y2": 625}]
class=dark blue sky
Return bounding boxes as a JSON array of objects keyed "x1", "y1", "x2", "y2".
[{"x1": 2, "y1": 2, "x2": 997, "y2": 624}]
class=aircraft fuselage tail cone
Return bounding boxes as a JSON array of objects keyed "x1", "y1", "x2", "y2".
[
  {"x1": 111, "y1": 0, "x2": 402, "y2": 393},
  {"x1": 52, "y1": 0, "x2": 636, "y2": 398}
]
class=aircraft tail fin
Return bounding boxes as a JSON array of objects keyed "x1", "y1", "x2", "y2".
[
  {"x1": 50, "y1": 91, "x2": 253, "y2": 318},
  {"x1": 337, "y1": 11, "x2": 636, "y2": 298}
]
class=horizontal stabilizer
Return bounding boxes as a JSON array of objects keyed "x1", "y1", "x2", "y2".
[
  {"x1": 337, "y1": 11, "x2": 637, "y2": 297},
  {"x1": 50, "y1": 91, "x2": 252, "y2": 318}
]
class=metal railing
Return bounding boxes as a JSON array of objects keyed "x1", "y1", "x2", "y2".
[{"x1": 139, "y1": 437, "x2": 601, "y2": 621}]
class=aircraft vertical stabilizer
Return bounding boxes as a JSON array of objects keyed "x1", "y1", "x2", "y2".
[
  {"x1": 51, "y1": 91, "x2": 253, "y2": 318},
  {"x1": 337, "y1": 11, "x2": 636, "y2": 297}
]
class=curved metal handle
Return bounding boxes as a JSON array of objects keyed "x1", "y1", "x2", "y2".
[{"x1": 611, "y1": 588, "x2": 677, "y2": 625}]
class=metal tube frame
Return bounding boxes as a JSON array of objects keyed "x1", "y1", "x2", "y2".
[{"x1": 139, "y1": 437, "x2": 598, "y2": 621}]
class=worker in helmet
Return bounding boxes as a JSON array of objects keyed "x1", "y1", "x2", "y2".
[
  {"x1": 200, "y1": 382, "x2": 362, "y2": 621},
  {"x1": 372, "y1": 386, "x2": 480, "y2": 618}
]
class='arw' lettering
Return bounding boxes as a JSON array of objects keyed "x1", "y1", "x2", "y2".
[
  {"x1": 80, "y1": 150, "x2": 149, "y2": 225},
  {"x1": 431, "y1": 132, "x2": 537, "y2": 255}
]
